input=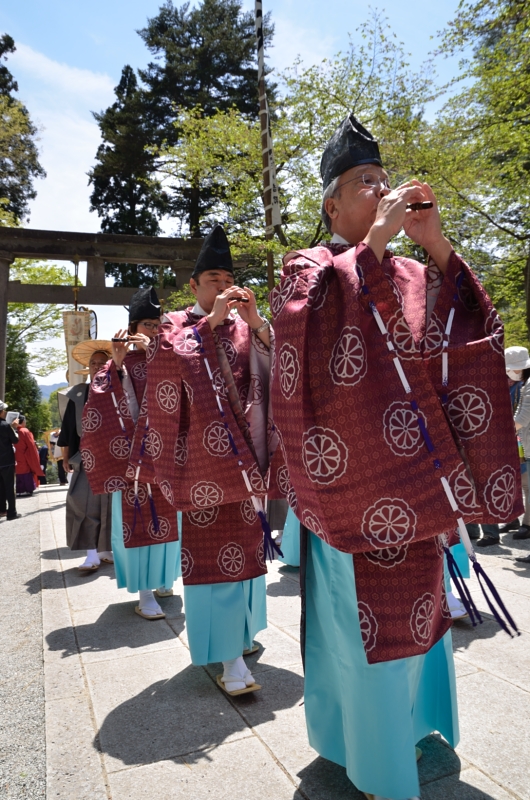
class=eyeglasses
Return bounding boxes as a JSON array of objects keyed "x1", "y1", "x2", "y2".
[
  {"x1": 338, "y1": 173, "x2": 391, "y2": 192},
  {"x1": 139, "y1": 321, "x2": 159, "y2": 331}
]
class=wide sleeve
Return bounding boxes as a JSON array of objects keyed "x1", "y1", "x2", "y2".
[{"x1": 57, "y1": 400, "x2": 76, "y2": 448}]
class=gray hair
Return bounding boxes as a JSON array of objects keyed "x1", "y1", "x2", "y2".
[{"x1": 321, "y1": 175, "x2": 342, "y2": 234}]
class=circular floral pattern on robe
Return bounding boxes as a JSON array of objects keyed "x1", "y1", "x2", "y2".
[
  {"x1": 362, "y1": 498, "x2": 416, "y2": 547},
  {"x1": 410, "y1": 592, "x2": 436, "y2": 646},
  {"x1": 427, "y1": 262, "x2": 444, "y2": 291},
  {"x1": 302, "y1": 426, "x2": 348, "y2": 485},
  {"x1": 287, "y1": 486, "x2": 297, "y2": 512},
  {"x1": 217, "y1": 542, "x2": 245, "y2": 577},
  {"x1": 248, "y1": 464, "x2": 266, "y2": 493},
  {"x1": 126, "y1": 465, "x2": 136, "y2": 480},
  {"x1": 80, "y1": 448, "x2": 95, "y2": 472},
  {"x1": 180, "y1": 548, "x2": 194, "y2": 579},
  {"x1": 125, "y1": 484, "x2": 148, "y2": 507},
  {"x1": 139, "y1": 394, "x2": 148, "y2": 418},
  {"x1": 122, "y1": 522, "x2": 132, "y2": 545},
  {"x1": 256, "y1": 540, "x2": 266, "y2": 569},
  {"x1": 191, "y1": 481, "x2": 224, "y2": 508},
  {"x1": 174, "y1": 330, "x2": 199, "y2": 354},
  {"x1": 155, "y1": 380, "x2": 180, "y2": 413},
  {"x1": 278, "y1": 343, "x2": 300, "y2": 400},
  {"x1": 238, "y1": 383, "x2": 249, "y2": 407},
  {"x1": 117, "y1": 396, "x2": 131, "y2": 418},
  {"x1": 387, "y1": 313, "x2": 419, "y2": 360},
  {"x1": 103, "y1": 476, "x2": 128, "y2": 493},
  {"x1": 174, "y1": 432, "x2": 188, "y2": 466},
  {"x1": 212, "y1": 369, "x2": 228, "y2": 399},
  {"x1": 131, "y1": 361, "x2": 148, "y2": 381},
  {"x1": 446, "y1": 385, "x2": 492, "y2": 439},
  {"x1": 485, "y1": 309, "x2": 504, "y2": 354},
  {"x1": 484, "y1": 466, "x2": 517, "y2": 517},
  {"x1": 358, "y1": 602, "x2": 378, "y2": 653},
  {"x1": 302, "y1": 510, "x2": 329, "y2": 543},
  {"x1": 219, "y1": 338, "x2": 238, "y2": 366},
  {"x1": 159, "y1": 480, "x2": 174, "y2": 505},
  {"x1": 364, "y1": 544, "x2": 409, "y2": 569},
  {"x1": 382, "y1": 402, "x2": 426, "y2": 457},
  {"x1": 440, "y1": 586, "x2": 452, "y2": 620},
  {"x1": 307, "y1": 266, "x2": 332, "y2": 311},
  {"x1": 203, "y1": 421, "x2": 231, "y2": 457},
  {"x1": 92, "y1": 371, "x2": 111, "y2": 391},
  {"x1": 249, "y1": 374, "x2": 264, "y2": 405},
  {"x1": 109, "y1": 436, "x2": 131, "y2": 460},
  {"x1": 251, "y1": 331, "x2": 270, "y2": 355},
  {"x1": 423, "y1": 313, "x2": 445, "y2": 355},
  {"x1": 182, "y1": 379, "x2": 194, "y2": 405},
  {"x1": 448, "y1": 464, "x2": 479, "y2": 513},
  {"x1": 386, "y1": 275, "x2": 403, "y2": 306},
  {"x1": 148, "y1": 516, "x2": 171, "y2": 540},
  {"x1": 186, "y1": 506, "x2": 219, "y2": 527},
  {"x1": 276, "y1": 465, "x2": 291, "y2": 496},
  {"x1": 145, "y1": 336, "x2": 159, "y2": 363},
  {"x1": 270, "y1": 277, "x2": 296, "y2": 318},
  {"x1": 145, "y1": 429, "x2": 163, "y2": 460},
  {"x1": 82, "y1": 408, "x2": 102, "y2": 434},
  {"x1": 240, "y1": 498, "x2": 257, "y2": 525},
  {"x1": 329, "y1": 326, "x2": 367, "y2": 386}
]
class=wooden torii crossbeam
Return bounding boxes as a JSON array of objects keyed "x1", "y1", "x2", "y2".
[{"x1": 0, "y1": 227, "x2": 207, "y2": 398}]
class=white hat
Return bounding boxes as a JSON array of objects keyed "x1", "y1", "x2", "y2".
[
  {"x1": 505, "y1": 346, "x2": 530, "y2": 371},
  {"x1": 0, "y1": 400, "x2": 7, "y2": 412}
]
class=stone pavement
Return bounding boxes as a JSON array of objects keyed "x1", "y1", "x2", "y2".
[{"x1": 7, "y1": 484, "x2": 530, "y2": 799}]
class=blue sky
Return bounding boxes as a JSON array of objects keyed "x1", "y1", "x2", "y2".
[{"x1": 1, "y1": 0, "x2": 463, "y2": 381}]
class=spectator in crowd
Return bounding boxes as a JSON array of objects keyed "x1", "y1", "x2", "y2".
[
  {"x1": 38, "y1": 442, "x2": 49, "y2": 484},
  {"x1": 50, "y1": 430, "x2": 68, "y2": 485},
  {"x1": 14, "y1": 415, "x2": 44, "y2": 496},
  {"x1": 58, "y1": 342, "x2": 114, "y2": 571},
  {"x1": 0, "y1": 401, "x2": 21, "y2": 520},
  {"x1": 506, "y1": 346, "x2": 530, "y2": 563}
]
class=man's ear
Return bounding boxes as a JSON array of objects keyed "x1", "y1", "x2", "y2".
[
  {"x1": 189, "y1": 278, "x2": 198, "y2": 297},
  {"x1": 324, "y1": 195, "x2": 339, "y2": 221}
]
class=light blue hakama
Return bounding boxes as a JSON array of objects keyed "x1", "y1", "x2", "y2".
[
  {"x1": 444, "y1": 541, "x2": 471, "y2": 592},
  {"x1": 278, "y1": 507, "x2": 301, "y2": 567},
  {"x1": 305, "y1": 532, "x2": 459, "y2": 800},
  {"x1": 184, "y1": 575, "x2": 267, "y2": 665},
  {"x1": 111, "y1": 492, "x2": 181, "y2": 593}
]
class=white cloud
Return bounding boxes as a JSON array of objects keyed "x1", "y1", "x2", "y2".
[{"x1": 11, "y1": 42, "x2": 114, "y2": 101}]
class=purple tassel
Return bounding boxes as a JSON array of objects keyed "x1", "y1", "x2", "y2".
[
  {"x1": 444, "y1": 547, "x2": 482, "y2": 627},
  {"x1": 417, "y1": 416, "x2": 435, "y2": 453},
  {"x1": 472, "y1": 561, "x2": 520, "y2": 637},
  {"x1": 258, "y1": 510, "x2": 283, "y2": 561},
  {"x1": 132, "y1": 495, "x2": 146, "y2": 536},
  {"x1": 148, "y1": 491, "x2": 160, "y2": 533}
]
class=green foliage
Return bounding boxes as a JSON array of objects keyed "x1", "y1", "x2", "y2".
[
  {"x1": 47, "y1": 388, "x2": 63, "y2": 429},
  {"x1": 0, "y1": 37, "x2": 45, "y2": 222},
  {"x1": 8, "y1": 260, "x2": 75, "y2": 376},
  {"x1": 5, "y1": 326, "x2": 47, "y2": 436}
]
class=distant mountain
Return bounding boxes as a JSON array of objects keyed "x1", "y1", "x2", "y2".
[{"x1": 39, "y1": 383, "x2": 68, "y2": 400}]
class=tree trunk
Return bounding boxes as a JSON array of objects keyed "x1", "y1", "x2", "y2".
[{"x1": 525, "y1": 250, "x2": 530, "y2": 344}]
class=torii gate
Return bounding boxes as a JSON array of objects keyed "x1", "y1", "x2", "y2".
[{"x1": 0, "y1": 227, "x2": 207, "y2": 399}]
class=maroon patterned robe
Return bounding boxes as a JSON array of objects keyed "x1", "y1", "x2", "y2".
[
  {"x1": 145, "y1": 308, "x2": 275, "y2": 585},
  {"x1": 271, "y1": 241, "x2": 522, "y2": 663},
  {"x1": 81, "y1": 350, "x2": 179, "y2": 548}
]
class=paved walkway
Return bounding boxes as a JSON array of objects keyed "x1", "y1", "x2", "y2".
[{"x1": 4, "y1": 484, "x2": 530, "y2": 799}]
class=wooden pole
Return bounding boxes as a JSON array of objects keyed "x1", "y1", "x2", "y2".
[
  {"x1": 255, "y1": 1, "x2": 281, "y2": 291},
  {"x1": 0, "y1": 253, "x2": 13, "y2": 400}
]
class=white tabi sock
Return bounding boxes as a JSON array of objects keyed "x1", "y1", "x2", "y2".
[
  {"x1": 80, "y1": 549, "x2": 100, "y2": 568},
  {"x1": 138, "y1": 589, "x2": 163, "y2": 616},
  {"x1": 447, "y1": 590, "x2": 468, "y2": 619},
  {"x1": 222, "y1": 656, "x2": 256, "y2": 691}
]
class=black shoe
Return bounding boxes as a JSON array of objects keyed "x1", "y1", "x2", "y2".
[
  {"x1": 476, "y1": 535, "x2": 500, "y2": 547},
  {"x1": 6, "y1": 513, "x2": 21, "y2": 520},
  {"x1": 513, "y1": 525, "x2": 530, "y2": 540},
  {"x1": 499, "y1": 520, "x2": 521, "y2": 534},
  {"x1": 515, "y1": 554, "x2": 530, "y2": 564}
]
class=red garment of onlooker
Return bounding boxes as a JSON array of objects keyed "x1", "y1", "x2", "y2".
[{"x1": 15, "y1": 424, "x2": 44, "y2": 494}]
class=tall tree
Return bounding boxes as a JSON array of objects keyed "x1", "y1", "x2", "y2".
[
  {"x1": 433, "y1": 0, "x2": 530, "y2": 341},
  {"x1": 0, "y1": 35, "x2": 45, "y2": 222},
  {"x1": 88, "y1": 66, "x2": 169, "y2": 287}
]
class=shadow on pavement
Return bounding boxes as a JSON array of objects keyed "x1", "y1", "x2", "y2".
[
  {"x1": 266, "y1": 572, "x2": 300, "y2": 598},
  {"x1": 45, "y1": 601, "x2": 184, "y2": 657},
  {"x1": 95, "y1": 663, "x2": 303, "y2": 768}
]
